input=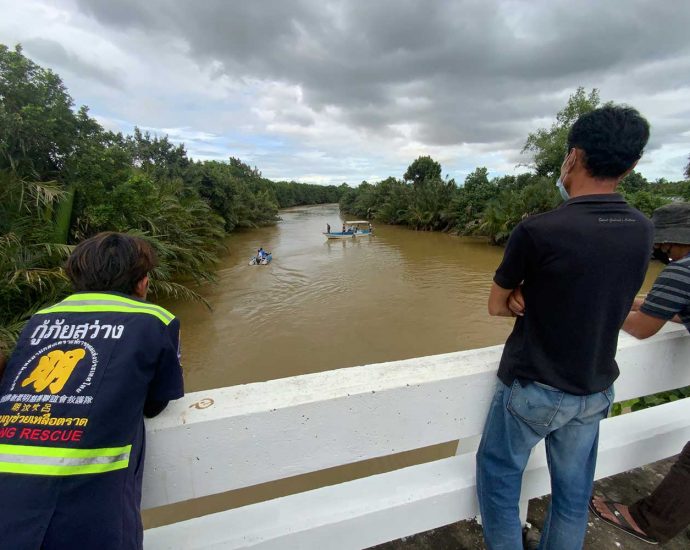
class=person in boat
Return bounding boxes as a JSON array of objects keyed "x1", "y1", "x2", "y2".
[
  {"x1": 326, "y1": 223, "x2": 331, "y2": 234},
  {"x1": 368, "y1": 223, "x2": 372, "y2": 233},
  {"x1": 342, "y1": 223, "x2": 346, "y2": 234},
  {"x1": 257, "y1": 247, "x2": 265, "y2": 260}
]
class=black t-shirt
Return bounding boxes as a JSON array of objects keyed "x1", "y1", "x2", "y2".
[{"x1": 494, "y1": 194, "x2": 653, "y2": 395}]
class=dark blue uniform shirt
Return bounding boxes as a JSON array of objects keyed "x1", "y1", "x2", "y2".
[{"x1": 0, "y1": 291, "x2": 184, "y2": 549}]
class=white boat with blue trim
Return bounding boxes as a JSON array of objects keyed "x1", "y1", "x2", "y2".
[{"x1": 323, "y1": 221, "x2": 374, "y2": 240}]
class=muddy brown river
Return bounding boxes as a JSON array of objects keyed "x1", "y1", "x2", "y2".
[
  {"x1": 147, "y1": 203, "x2": 663, "y2": 528},
  {"x1": 166, "y1": 204, "x2": 519, "y2": 391}
]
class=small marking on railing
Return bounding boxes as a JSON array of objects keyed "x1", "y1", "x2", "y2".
[{"x1": 190, "y1": 398, "x2": 214, "y2": 410}]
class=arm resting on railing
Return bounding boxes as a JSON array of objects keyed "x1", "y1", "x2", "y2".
[{"x1": 622, "y1": 310, "x2": 666, "y2": 340}]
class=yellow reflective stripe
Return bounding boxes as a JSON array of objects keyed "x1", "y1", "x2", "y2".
[
  {"x1": 0, "y1": 443, "x2": 131, "y2": 476},
  {"x1": 37, "y1": 304, "x2": 172, "y2": 325},
  {"x1": 63, "y1": 293, "x2": 174, "y2": 318},
  {"x1": 0, "y1": 460, "x2": 129, "y2": 476},
  {"x1": 36, "y1": 292, "x2": 175, "y2": 325},
  {"x1": 0, "y1": 443, "x2": 131, "y2": 459}
]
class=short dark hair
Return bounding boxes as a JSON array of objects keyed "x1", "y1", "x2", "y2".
[
  {"x1": 568, "y1": 105, "x2": 650, "y2": 179},
  {"x1": 66, "y1": 232, "x2": 157, "y2": 295}
]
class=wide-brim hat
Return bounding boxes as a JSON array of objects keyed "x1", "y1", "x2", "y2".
[{"x1": 652, "y1": 203, "x2": 690, "y2": 245}]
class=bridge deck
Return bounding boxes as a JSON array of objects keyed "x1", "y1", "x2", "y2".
[{"x1": 373, "y1": 454, "x2": 690, "y2": 549}]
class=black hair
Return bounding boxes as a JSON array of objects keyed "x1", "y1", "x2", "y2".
[
  {"x1": 567, "y1": 105, "x2": 650, "y2": 179},
  {"x1": 66, "y1": 232, "x2": 156, "y2": 295}
]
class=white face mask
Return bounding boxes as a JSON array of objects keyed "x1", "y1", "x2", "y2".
[
  {"x1": 556, "y1": 177, "x2": 570, "y2": 201},
  {"x1": 557, "y1": 148, "x2": 575, "y2": 201}
]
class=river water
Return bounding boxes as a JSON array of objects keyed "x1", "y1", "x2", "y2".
[
  {"x1": 168, "y1": 203, "x2": 519, "y2": 391},
  {"x1": 148, "y1": 203, "x2": 663, "y2": 527}
]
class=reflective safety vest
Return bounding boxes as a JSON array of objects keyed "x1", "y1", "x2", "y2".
[
  {"x1": 0, "y1": 291, "x2": 182, "y2": 477},
  {"x1": 0, "y1": 443, "x2": 131, "y2": 476},
  {"x1": 36, "y1": 292, "x2": 175, "y2": 325}
]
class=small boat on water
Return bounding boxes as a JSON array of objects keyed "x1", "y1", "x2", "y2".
[
  {"x1": 249, "y1": 252, "x2": 272, "y2": 265},
  {"x1": 324, "y1": 220, "x2": 374, "y2": 240}
]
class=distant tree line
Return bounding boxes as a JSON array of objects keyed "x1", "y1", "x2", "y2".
[
  {"x1": 0, "y1": 44, "x2": 343, "y2": 353},
  {"x1": 341, "y1": 88, "x2": 689, "y2": 245}
]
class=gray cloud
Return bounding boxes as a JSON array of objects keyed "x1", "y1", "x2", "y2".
[
  {"x1": 75, "y1": 0, "x2": 690, "y2": 147},
  {"x1": 6, "y1": 0, "x2": 689, "y2": 182},
  {"x1": 22, "y1": 37, "x2": 122, "y2": 89}
]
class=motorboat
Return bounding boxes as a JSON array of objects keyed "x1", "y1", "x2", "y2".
[{"x1": 249, "y1": 252, "x2": 272, "y2": 265}]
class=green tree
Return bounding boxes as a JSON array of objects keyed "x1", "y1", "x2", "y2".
[
  {"x1": 625, "y1": 190, "x2": 669, "y2": 217},
  {"x1": 128, "y1": 127, "x2": 189, "y2": 180},
  {"x1": 522, "y1": 87, "x2": 600, "y2": 178},
  {"x1": 0, "y1": 44, "x2": 78, "y2": 353},
  {"x1": 0, "y1": 170, "x2": 71, "y2": 355},
  {"x1": 0, "y1": 44, "x2": 78, "y2": 180},
  {"x1": 406, "y1": 178, "x2": 456, "y2": 231},
  {"x1": 619, "y1": 170, "x2": 648, "y2": 194},
  {"x1": 375, "y1": 177, "x2": 410, "y2": 224},
  {"x1": 403, "y1": 155, "x2": 442, "y2": 188},
  {"x1": 1, "y1": 43, "x2": 343, "y2": 353},
  {"x1": 476, "y1": 198, "x2": 510, "y2": 245},
  {"x1": 452, "y1": 167, "x2": 497, "y2": 231},
  {"x1": 474, "y1": 178, "x2": 559, "y2": 245}
]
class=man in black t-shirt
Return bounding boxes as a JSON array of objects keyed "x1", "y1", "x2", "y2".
[
  {"x1": 476, "y1": 106, "x2": 653, "y2": 550},
  {"x1": 0, "y1": 232, "x2": 184, "y2": 549}
]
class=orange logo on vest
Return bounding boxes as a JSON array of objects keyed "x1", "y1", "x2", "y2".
[{"x1": 21, "y1": 349, "x2": 86, "y2": 394}]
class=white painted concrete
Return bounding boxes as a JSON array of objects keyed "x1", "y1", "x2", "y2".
[
  {"x1": 141, "y1": 324, "x2": 690, "y2": 548},
  {"x1": 145, "y1": 398, "x2": 690, "y2": 549}
]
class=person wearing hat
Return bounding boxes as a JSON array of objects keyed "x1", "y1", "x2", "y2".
[{"x1": 590, "y1": 202, "x2": 690, "y2": 545}]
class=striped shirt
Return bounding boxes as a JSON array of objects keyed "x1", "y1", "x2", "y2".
[{"x1": 641, "y1": 255, "x2": 690, "y2": 325}]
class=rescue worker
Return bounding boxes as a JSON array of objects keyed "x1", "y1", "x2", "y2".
[{"x1": 0, "y1": 232, "x2": 184, "y2": 549}]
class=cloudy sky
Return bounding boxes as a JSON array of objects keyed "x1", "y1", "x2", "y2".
[{"x1": 2, "y1": 0, "x2": 690, "y2": 184}]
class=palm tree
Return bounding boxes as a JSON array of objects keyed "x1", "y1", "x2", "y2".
[
  {"x1": 476, "y1": 199, "x2": 511, "y2": 245},
  {"x1": 0, "y1": 171, "x2": 72, "y2": 354}
]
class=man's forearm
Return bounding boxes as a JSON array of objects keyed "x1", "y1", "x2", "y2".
[
  {"x1": 622, "y1": 310, "x2": 666, "y2": 339},
  {"x1": 489, "y1": 302, "x2": 514, "y2": 317},
  {"x1": 488, "y1": 282, "x2": 516, "y2": 317}
]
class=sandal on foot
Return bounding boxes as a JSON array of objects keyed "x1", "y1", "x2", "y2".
[{"x1": 588, "y1": 497, "x2": 659, "y2": 545}]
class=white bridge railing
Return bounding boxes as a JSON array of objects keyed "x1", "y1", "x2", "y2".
[{"x1": 143, "y1": 324, "x2": 690, "y2": 549}]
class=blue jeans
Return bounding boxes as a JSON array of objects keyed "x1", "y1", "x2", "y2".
[{"x1": 476, "y1": 379, "x2": 613, "y2": 550}]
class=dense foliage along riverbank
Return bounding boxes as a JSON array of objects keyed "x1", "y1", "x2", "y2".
[
  {"x1": 0, "y1": 44, "x2": 344, "y2": 353},
  {"x1": 341, "y1": 89, "x2": 690, "y2": 243}
]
